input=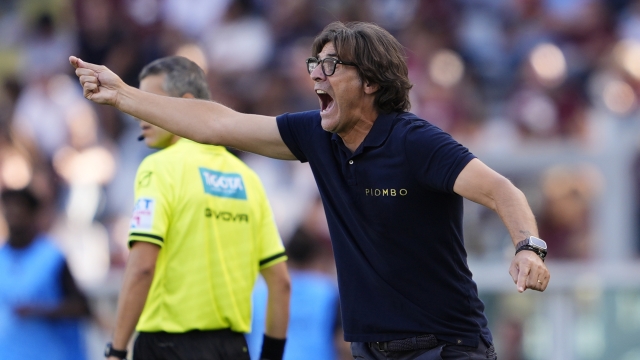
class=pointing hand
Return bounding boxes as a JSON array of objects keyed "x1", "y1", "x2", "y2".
[
  {"x1": 69, "y1": 56, "x2": 123, "y2": 106},
  {"x1": 509, "y1": 250, "x2": 550, "y2": 293}
]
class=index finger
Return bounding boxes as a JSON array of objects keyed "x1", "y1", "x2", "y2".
[
  {"x1": 516, "y1": 264, "x2": 530, "y2": 293},
  {"x1": 75, "y1": 68, "x2": 96, "y2": 77}
]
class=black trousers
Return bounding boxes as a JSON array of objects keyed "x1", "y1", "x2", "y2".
[
  {"x1": 133, "y1": 329, "x2": 251, "y2": 360},
  {"x1": 351, "y1": 337, "x2": 497, "y2": 360}
]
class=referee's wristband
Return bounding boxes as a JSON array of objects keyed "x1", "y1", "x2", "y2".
[
  {"x1": 260, "y1": 334, "x2": 286, "y2": 360},
  {"x1": 104, "y1": 342, "x2": 128, "y2": 359}
]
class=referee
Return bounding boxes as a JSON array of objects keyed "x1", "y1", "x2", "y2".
[{"x1": 104, "y1": 56, "x2": 291, "y2": 360}]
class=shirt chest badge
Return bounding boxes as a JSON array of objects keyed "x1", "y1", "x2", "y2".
[
  {"x1": 199, "y1": 168, "x2": 247, "y2": 200},
  {"x1": 365, "y1": 188, "x2": 408, "y2": 196}
]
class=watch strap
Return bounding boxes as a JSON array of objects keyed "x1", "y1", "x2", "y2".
[
  {"x1": 515, "y1": 245, "x2": 546, "y2": 261},
  {"x1": 515, "y1": 238, "x2": 529, "y2": 249},
  {"x1": 105, "y1": 342, "x2": 128, "y2": 359}
]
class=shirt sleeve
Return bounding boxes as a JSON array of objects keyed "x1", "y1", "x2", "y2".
[
  {"x1": 404, "y1": 122, "x2": 476, "y2": 193},
  {"x1": 252, "y1": 178, "x2": 287, "y2": 269},
  {"x1": 276, "y1": 110, "x2": 323, "y2": 163},
  {"x1": 128, "y1": 157, "x2": 172, "y2": 248}
]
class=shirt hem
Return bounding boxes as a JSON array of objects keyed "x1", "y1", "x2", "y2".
[{"x1": 344, "y1": 331, "x2": 480, "y2": 348}]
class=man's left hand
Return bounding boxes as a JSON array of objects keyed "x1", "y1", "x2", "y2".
[{"x1": 509, "y1": 250, "x2": 550, "y2": 293}]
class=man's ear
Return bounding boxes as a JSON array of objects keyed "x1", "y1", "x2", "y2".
[
  {"x1": 182, "y1": 93, "x2": 195, "y2": 99},
  {"x1": 364, "y1": 82, "x2": 379, "y2": 95}
]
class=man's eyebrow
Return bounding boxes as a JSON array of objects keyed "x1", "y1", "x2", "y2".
[{"x1": 319, "y1": 53, "x2": 339, "y2": 60}]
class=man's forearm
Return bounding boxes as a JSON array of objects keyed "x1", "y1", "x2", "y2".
[
  {"x1": 264, "y1": 286, "x2": 290, "y2": 338},
  {"x1": 258, "y1": 261, "x2": 290, "y2": 360},
  {"x1": 116, "y1": 85, "x2": 292, "y2": 159},
  {"x1": 260, "y1": 262, "x2": 291, "y2": 339},
  {"x1": 454, "y1": 159, "x2": 538, "y2": 245},
  {"x1": 499, "y1": 181, "x2": 550, "y2": 292},
  {"x1": 111, "y1": 266, "x2": 155, "y2": 349},
  {"x1": 117, "y1": 85, "x2": 221, "y2": 145},
  {"x1": 492, "y1": 183, "x2": 538, "y2": 247}
]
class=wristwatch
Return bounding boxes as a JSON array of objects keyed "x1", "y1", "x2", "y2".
[
  {"x1": 104, "y1": 342, "x2": 128, "y2": 359},
  {"x1": 515, "y1": 236, "x2": 547, "y2": 261}
]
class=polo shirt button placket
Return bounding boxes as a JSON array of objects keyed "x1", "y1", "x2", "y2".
[{"x1": 346, "y1": 159, "x2": 356, "y2": 185}]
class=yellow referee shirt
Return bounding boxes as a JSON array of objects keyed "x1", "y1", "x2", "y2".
[{"x1": 128, "y1": 139, "x2": 286, "y2": 334}]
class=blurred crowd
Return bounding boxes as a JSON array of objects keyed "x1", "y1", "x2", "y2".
[{"x1": 1, "y1": 0, "x2": 640, "y2": 357}]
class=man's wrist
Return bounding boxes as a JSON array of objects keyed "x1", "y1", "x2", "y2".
[
  {"x1": 104, "y1": 342, "x2": 128, "y2": 359},
  {"x1": 515, "y1": 235, "x2": 547, "y2": 261},
  {"x1": 115, "y1": 82, "x2": 133, "y2": 111},
  {"x1": 260, "y1": 334, "x2": 286, "y2": 360},
  {"x1": 515, "y1": 245, "x2": 546, "y2": 261}
]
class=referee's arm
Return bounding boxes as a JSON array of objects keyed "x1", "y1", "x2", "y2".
[
  {"x1": 259, "y1": 261, "x2": 290, "y2": 359},
  {"x1": 110, "y1": 241, "x2": 160, "y2": 356}
]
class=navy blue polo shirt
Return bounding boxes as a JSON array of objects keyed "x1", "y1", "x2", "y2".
[{"x1": 276, "y1": 110, "x2": 492, "y2": 346}]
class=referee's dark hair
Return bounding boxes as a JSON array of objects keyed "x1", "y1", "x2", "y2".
[{"x1": 138, "y1": 56, "x2": 211, "y2": 101}]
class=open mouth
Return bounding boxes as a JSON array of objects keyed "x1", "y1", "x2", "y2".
[{"x1": 316, "y1": 90, "x2": 334, "y2": 113}]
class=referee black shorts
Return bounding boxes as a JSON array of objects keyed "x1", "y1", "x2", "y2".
[{"x1": 133, "y1": 329, "x2": 250, "y2": 360}]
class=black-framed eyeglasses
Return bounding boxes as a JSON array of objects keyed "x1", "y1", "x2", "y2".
[{"x1": 306, "y1": 57, "x2": 357, "y2": 76}]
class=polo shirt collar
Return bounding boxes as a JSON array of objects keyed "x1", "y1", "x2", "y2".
[{"x1": 331, "y1": 112, "x2": 398, "y2": 155}]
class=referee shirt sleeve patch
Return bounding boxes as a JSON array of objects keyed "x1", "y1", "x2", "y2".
[
  {"x1": 128, "y1": 232, "x2": 164, "y2": 248},
  {"x1": 259, "y1": 252, "x2": 287, "y2": 268},
  {"x1": 130, "y1": 198, "x2": 155, "y2": 230}
]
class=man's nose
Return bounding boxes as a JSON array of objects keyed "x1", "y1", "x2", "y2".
[{"x1": 310, "y1": 65, "x2": 325, "y2": 81}]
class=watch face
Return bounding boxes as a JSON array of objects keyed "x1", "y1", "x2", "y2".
[{"x1": 529, "y1": 236, "x2": 547, "y2": 250}]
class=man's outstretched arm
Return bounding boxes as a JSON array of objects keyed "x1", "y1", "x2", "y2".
[
  {"x1": 69, "y1": 56, "x2": 295, "y2": 160},
  {"x1": 454, "y1": 158, "x2": 550, "y2": 293}
]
